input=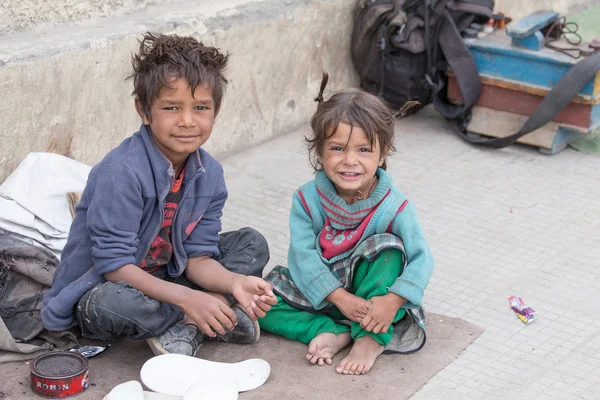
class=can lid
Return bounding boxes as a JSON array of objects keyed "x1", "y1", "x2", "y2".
[{"x1": 31, "y1": 352, "x2": 89, "y2": 379}]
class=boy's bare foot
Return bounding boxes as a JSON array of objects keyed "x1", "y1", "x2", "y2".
[
  {"x1": 306, "y1": 332, "x2": 352, "y2": 366},
  {"x1": 336, "y1": 336, "x2": 384, "y2": 375}
]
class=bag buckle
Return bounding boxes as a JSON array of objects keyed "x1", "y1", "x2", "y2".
[{"x1": 422, "y1": 74, "x2": 434, "y2": 90}]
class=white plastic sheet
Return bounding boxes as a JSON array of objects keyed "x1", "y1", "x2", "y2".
[{"x1": 0, "y1": 153, "x2": 91, "y2": 255}]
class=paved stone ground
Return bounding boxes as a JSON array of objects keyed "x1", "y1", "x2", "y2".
[{"x1": 219, "y1": 106, "x2": 600, "y2": 400}]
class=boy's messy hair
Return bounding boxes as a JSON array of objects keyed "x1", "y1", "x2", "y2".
[
  {"x1": 129, "y1": 32, "x2": 229, "y2": 121},
  {"x1": 307, "y1": 74, "x2": 397, "y2": 171}
]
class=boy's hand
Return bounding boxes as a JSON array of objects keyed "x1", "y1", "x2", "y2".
[
  {"x1": 360, "y1": 293, "x2": 406, "y2": 334},
  {"x1": 180, "y1": 290, "x2": 237, "y2": 338},
  {"x1": 327, "y1": 288, "x2": 369, "y2": 323},
  {"x1": 230, "y1": 276, "x2": 278, "y2": 320}
]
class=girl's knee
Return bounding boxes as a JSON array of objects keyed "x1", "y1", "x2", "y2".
[{"x1": 378, "y1": 248, "x2": 404, "y2": 267}]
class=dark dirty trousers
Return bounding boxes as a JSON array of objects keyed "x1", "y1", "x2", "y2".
[{"x1": 75, "y1": 227, "x2": 269, "y2": 341}]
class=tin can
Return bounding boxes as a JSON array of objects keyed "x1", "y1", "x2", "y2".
[{"x1": 30, "y1": 352, "x2": 90, "y2": 398}]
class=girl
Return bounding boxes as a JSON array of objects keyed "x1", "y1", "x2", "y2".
[{"x1": 259, "y1": 78, "x2": 434, "y2": 375}]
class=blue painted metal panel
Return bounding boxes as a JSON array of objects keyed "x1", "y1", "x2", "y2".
[
  {"x1": 461, "y1": 10, "x2": 596, "y2": 154},
  {"x1": 506, "y1": 10, "x2": 559, "y2": 39},
  {"x1": 511, "y1": 31, "x2": 545, "y2": 51},
  {"x1": 466, "y1": 39, "x2": 596, "y2": 96}
]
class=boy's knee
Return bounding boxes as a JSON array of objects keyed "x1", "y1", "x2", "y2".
[
  {"x1": 76, "y1": 281, "x2": 129, "y2": 340},
  {"x1": 76, "y1": 281, "x2": 181, "y2": 339},
  {"x1": 77, "y1": 281, "x2": 127, "y2": 312},
  {"x1": 240, "y1": 227, "x2": 270, "y2": 277},
  {"x1": 220, "y1": 227, "x2": 270, "y2": 277},
  {"x1": 244, "y1": 226, "x2": 269, "y2": 254},
  {"x1": 76, "y1": 281, "x2": 136, "y2": 326}
]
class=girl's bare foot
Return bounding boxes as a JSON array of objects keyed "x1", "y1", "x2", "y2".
[
  {"x1": 336, "y1": 336, "x2": 384, "y2": 375},
  {"x1": 306, "y1": 332, "x2": 352, "y2": 366}
]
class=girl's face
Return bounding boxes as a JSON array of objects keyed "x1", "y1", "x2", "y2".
[{"x1": 320, "y1": 122, "x2": 384, "y2": 203}]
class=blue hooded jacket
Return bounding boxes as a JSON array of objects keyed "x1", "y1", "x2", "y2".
[{"x1": 41, "y1": 124, "x2": 227, "y2": 331}]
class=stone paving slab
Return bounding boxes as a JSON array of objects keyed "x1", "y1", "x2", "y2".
[{"x1": 220, "y1": 106, "x2": 600, "y2": 400}]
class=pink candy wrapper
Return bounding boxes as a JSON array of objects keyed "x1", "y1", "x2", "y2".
[{"x1": 509, "y1": 296, "x2": 536, "y2": 324}]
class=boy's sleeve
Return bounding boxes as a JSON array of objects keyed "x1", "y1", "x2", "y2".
[
  {"x1": 183, "y1": 170, "x2": 227, "y2": 259},
  {"x1": 87, "y1": 163, "x2": 144, "y2": 275},
  {"x1": 288, "y1": 192, "x2": 342, "y2": 309},
  {"x1": 388, "y1": 200, "x2": 434, "y2": 308}
]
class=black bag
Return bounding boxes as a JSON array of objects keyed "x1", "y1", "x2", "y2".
[
  {"x1": 352, "y1": 0, "x2": 493, "y2": 114},
  {"x1": 352, "y1": 0, "x2": 600, "y2": 149}
]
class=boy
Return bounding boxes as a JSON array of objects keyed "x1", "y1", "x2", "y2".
[{"x1": 41, "y1": 32, "x2": 277, "y2": 357}]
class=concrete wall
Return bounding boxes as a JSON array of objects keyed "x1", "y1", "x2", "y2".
[
  {"x1": 0, "y1": 0, "x2": 175, "y2": 36},
  {"x1": 1, "y1": 0, "x2": 598, "y2": 182},
  {"x1": 0, "y1": 0, "x2": 358, "y2": 182},
  {"x1": 3, "y1": 0, "x2": 595, "y2": 37}
]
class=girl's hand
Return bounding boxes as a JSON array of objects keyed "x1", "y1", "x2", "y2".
[
  {"x1": 327, "y1": 288, "x2": 370, "y2": 322},
  {"x1": 360, "y1": 293, "x2": 406, "y2": 334}
]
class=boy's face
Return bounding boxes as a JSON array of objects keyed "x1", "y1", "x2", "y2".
[{"x1": 136, "y1": 77, "x2": 216, "y2": 168}]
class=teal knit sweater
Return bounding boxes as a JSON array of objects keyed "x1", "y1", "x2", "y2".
[{"x1": 287, "y1": 168, "x2": 434, "y2": 310}]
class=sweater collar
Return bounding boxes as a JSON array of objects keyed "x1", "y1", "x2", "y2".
[
  {"x1": 138, "y1": 124, "x2": 205, "y2": 193},
  {"x1": 315, "y1": 168, "x2": 392, "y2": 229}
]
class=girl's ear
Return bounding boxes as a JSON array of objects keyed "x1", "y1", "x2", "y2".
[
  {"x1": 378, "y1": 145, "x2": 387, "y2": 167},
  {"x1": 316, "y1": 153, "x2": 323, "y2": 167}
]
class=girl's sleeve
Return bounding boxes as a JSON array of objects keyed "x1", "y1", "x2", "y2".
[
  {"x1": 287, "y1": 191, "x2": 342, "y2": 309},
  {"x1": 388, "y1": 200, "x2": 434, "y2": 308}
]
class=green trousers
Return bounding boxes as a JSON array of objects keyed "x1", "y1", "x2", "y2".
[{"x1": 259, "y1": 249, "x2": 406, "y2": 346}]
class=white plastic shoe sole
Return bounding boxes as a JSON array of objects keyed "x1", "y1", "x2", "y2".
[
  {"x1": 140, "y1": 354, "x2": 270, "y2": 396},
  {"x1": 181, "y1": 377, "x2": 238, "y2": 400},
  {"x1": 103, "y1": 378, "x2": 239, "y2": 400}
]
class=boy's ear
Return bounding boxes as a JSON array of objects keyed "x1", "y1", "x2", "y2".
[
  {"x1": 378, "y1": 157, "x2": 385, "y2": 167},
  {"x1": 135, "y1": 97, "x2": 151, "y2": 125}
]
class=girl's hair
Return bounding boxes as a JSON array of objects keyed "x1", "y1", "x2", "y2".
[
  {"x1": 307, "y1": 87, "x2": 396, "y2": 171},
  {"x1": 128, "y1": 32, "x2": 229, "y2": 122}
]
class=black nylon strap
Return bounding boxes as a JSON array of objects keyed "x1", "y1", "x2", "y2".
[
  {"x1": 449, "y1": 51, "x2": 600, "y2": 148},
  {"x1": 434, "y1": 10, "x2": 481, "y2": 119},
  {"x1": 435, "y1": 7, "x2": 600, "y2": 149}
]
